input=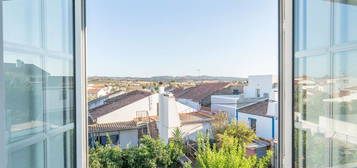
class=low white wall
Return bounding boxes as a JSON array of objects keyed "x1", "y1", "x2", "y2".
[
  {"x1": 177, "y1": 99, "x2": 200, "y2": 110},
  {"x1": 237, "y1": 112, "x2": 275, "y2": 140},
  {"x1": 181, "y1": 122, "x2": 212, "y2": 141},
  {"x1": 120, "y1": 129, "x2": 138, "y2": 148},
  {"x1": 211, "y1": 95, "x2": 240, "y2": 104}
]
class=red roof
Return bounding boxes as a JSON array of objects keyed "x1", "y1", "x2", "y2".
[
  {"x1": 177, "y1": 82, "x2": 230, "y2": 102},
  {"x1": 88, "y1": 89, "x2": 100, "y2": 94},
  {"x1": 88, "y1": 120, "x2": 138, "y2": 133},
  {"x1": 239, "y1": 100, "x2": 271, "y2": 117},
  {"x1": 92, "y1": 85, "x2": 106, "y2": 89}
]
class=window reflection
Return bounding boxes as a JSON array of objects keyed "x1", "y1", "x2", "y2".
[
  {"x1": 3, "y1": 0, "x2": 76, "y2": 167},
  {"x1": 294, "y1": 0, "x2": 357, "y2": 167}
]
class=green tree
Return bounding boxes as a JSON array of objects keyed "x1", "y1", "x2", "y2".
[
  {"x1": 217, "y1": 122, "x2": 257, "y2": 146},
  {"x1": 89, "y1": 143, "x2": 123, "y2": 168},
  {"x1": 196, "y1": 134, "x2": 272, "y2": 168}
]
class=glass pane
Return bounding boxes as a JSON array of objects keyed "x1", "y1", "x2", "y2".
[
  {"x1": 48, "y1": 130, "x2": 75, "y2": 168},
  {"x1": 294, "y1": 54, "x2": 331, "y2": 167},
  {"x1": 294, "y1": 0, "x2": 330, "y2": 51},
  {"x1": 331, "y1": 50, "x2": 357, "y2": 166},
  {"x1": 334, "y1": 1, "x2": 357, "y2": 45},
  {"x1": 294, "y1": 54, "x2": 330, "y2": 123},
  {"x1": 9, "y1": 142, "x2": 45, "y2": 168},
  {"x1": 294, "y1": 0, "x2": 357, "y2": 167},
  {"x1": 294, "y1": 129, "x2": 330, "y2": 168},
  {"x1": 4, "y1": 51, "x2": 44, "y2": 142},
  {"x1": 3, "y1": 0, "x2": 42, "y2": 47},
  {"x1": 45, "y1": 0, "x2": 74, "y2": 53},
  {"x1": 45, "y1": 57, "x2": 75, "y2": 130}
]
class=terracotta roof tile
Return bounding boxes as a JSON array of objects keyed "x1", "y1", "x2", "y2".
[
  {"x1": 177, "y1": 82, "x2": 230, "y2": 102},
  {"x1": 88, "y1": 89, "x2": 100, "y2": 94},
  {"x1": 238, "y1": 100, "x2": 271, "y2": 117},
  {"x1": 88, "y1": 121, "x2": 138, "y2": 133}
]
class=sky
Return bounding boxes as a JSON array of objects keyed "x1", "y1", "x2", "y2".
[{"x1": 87, "y1": 0, "x2": 278, "y2": 78}]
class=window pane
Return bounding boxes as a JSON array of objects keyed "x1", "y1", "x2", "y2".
[
  {"x1": 9, "y1": 142, "x2": 45, "y2": 168},
  {"x1": 294, "y1": 0, "x2": 330, "y2": 51},
  {"x1": 4, "y1": 51, "x2": 44, "y2": 142},
  {"x1": 294, "y1": 0, "x2": 357, "y2": 167},
  {"x1": 48, "y1": 130, "x2": 75, "y2": 168},
  {"x1": 294, "y1": 54, "x2": 331, "y2": 167},
  {"x1": 3, "y1": 0, "x2": 42, "y2": 47},
  {"x1": 45, "y1": 0, "x2": 74, "y2": 53},
  {"x1": 2, "y1": 0, "x2": 76, "y2": 167},
  {"x1": 331, "y1": 50, "x2": 357, "y2": 166},
  {"x1": 294, "y1": 54, "x2": 330, "y2": 123},
  {"x1": 334, "y1": 1, "x2": 357, "y2": 45},
  {"x1": 46, "y1": 57, "x2": 75, "y2": 130}
]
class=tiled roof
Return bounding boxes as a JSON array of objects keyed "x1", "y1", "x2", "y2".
[
  {"x1": 88, "y1": 121, "x2": 138, "y2": 133},
  {"x1": 88, "y1": 89, "x2": 100, "y2": 94},
  {"x1": 89, "y1": 90, "x2": 152, "y2": 120},
  {"x1": 177, "y1": 82, "x2": 230, "y2": 102},
  {"x1": 179, "y1": 112, "x2": 214, "y2": 124},
  {"x1": 238, "y1": 100, "x2": 271, "y2": 117},
  {"x1": 170, "y1": 87, "x2": 186, "y2": 96}
]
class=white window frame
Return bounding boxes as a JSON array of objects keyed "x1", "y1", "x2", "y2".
[
  {"x1": 74, "y1": 0, "x2": 87, "y2": 167},
  {"x1": 0, "y1": 1, "x2": 6, "y2": 167},
  {"x1": 279, "y1": 0, "x2": 293, "y2": 167}
]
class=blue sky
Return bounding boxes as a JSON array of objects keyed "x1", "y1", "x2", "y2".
[{"x1": 87, "y1": 0, "x2": 278, "y2": 78}]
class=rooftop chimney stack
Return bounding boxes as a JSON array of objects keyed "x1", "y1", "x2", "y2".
[
  {"x1": 158, "y1": 81, "x2": 165, "y2": 94},
  {"x1": 158, "y1": 92, "x2": 181, "y2": 144}
]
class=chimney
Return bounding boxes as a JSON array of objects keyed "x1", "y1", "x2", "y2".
[
  {"x1": 158, "y1": 81, "x2": 165, "y2": 94},
  {"x1": 158, "y1": 92, "x2": 181, "y2": 144},
  {"x1": 16, "y1": 59, "x2": 24, "y2": 68}
]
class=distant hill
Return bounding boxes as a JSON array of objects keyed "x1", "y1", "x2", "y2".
[{"x1": 88, "y1": 75, "x2": 247, "y2": 82}]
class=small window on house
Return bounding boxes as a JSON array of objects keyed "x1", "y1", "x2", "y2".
[
  {"x1": 233, "y1": 89, "x2": 240, "y2": 95},
  {"x1": 157, "y1": 103, "x2": 159, "y2": 116},
  {"x1": 256, "y1": 88, "x2": 261, "y2": 97},
  {"x1": 248, "y1": 118, "x2": 257, "y2": 132}
]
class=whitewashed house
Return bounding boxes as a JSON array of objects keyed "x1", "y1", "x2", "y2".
[
  {"x1": 158, "y1": 87, "x2": 213, "y2": 143},
  {"x1": 211, "y1": 75, "x2": 279, "y2": 140},
  {"x1": 87, "y1": 85, "x2": 113, "y2": 98},
  {"x1": 244, "y1": 75, "x2": 278, "y2": 100},
  {"x1": 174, "y1": 82, "x2": 233, "y2": 110},
  {"x1": 88, "y1": 88, "x2": 211, "y2": 148}
]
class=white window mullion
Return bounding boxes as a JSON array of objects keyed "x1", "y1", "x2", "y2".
[
  {"x1": 280, "y1": 0, "x2": 293, "y2": 167},
  {"x1": 0, "y1": 0, "x2": 7, "y2": 167}
]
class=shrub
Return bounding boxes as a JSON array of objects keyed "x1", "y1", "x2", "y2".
[
  {"x1": 89, "y1": 135, "x2": 185, "y2": 168},
  {"x1": 217, "y1": 122, "x2": 257, "y2": 146},
  {"x1": 196, "y1": 134, "x2": 272, "y2": 168}
]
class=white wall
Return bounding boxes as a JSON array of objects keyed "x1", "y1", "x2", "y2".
[
  {"x1": 181, "y1": 122, "x2": 212, "y2": 141},
  {"x1": 97, "y1": 94, "x2": 160, "y2": 123},
  {"x1": 176, "y1": 101, "x2": 196, "y2": 113},
  {"x1": 244, "y1": 75, "x2": 276, "y2": 99},
  {"x1": 177, "y1": 98, "x2": 200, "y2": 110},
  {"x1": 97, "y1": 93, "x2": 195, "y2": 123},
  {"x1": 237, "y1": 112, "x2": 276, "y2": 140},
  {"x1": 158, "y1": 93, "x2": 181, "y2": 144},
  {"x1": 211, "y1": 95, "x2": 241, "y2": 104},
  {"x1": 119, "y1": 129, "x2": 138, "y2": 149}
]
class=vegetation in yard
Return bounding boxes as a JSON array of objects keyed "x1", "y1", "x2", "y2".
[
  {"x1": 89, "y1": 121, "x2": 271, "y2": 168},
  {"x1": 89, "y1": 135, "x2": 185, "y2": 168},
  {"x1": 196, "y1": 133, "x2": 272, "y2": 168}
]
